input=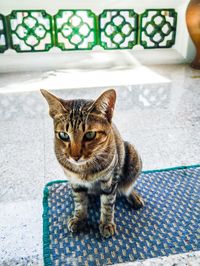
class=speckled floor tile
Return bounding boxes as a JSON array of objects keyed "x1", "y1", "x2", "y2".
[
  {"x1": 0, "y1": 200, "x2": 43, "y2": 266},
  {"x1": 0, "y1": 92, "x2": 45, "y2": 264},
  {"x1": 0, "y1": 64, "x2": 200, "y2": 265},
  {"x1": 0, "y1": 119, "x2": 45, "y2": 202},
  {"x1": 116, "y1": 251, "x2": 200, "y2": 266},
  {"x1": 0, "y1": 91, "x2": 44, "y2": 121}
]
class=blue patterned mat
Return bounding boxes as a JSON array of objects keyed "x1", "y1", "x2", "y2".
[{"x1": 43, "y1": 165, "x2": 200, "y2": 266}]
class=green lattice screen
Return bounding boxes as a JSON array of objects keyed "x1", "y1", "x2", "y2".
[
  {"x1": 8, "y1": 10, "x2": 53, "y2": 52},
  {"x1": 140, "y1": 9, "x2": 177, "y2": 48},
  {"x1": 54, "y1": 10, "x2": 97, "y2": 50},
  {"x1": 99, "y1": 10, "x2": 138, "y2": 49},
  {"x1": 0, "y1": 9, "x2": 177, "y2": 53},
  {"x1": 0, "y1": 14, "x2": 8, "y2": 53}
]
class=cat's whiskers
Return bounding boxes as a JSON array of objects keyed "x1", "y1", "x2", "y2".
[
  {"x1": 56, "y1": 153, "x2": 68, "y2": 165},
  {"x1": 90, "y1": 153, "x2": 112, "y2": 169},
  {"x1": 57, "y1": 152, "x2": 92, "y2": 167}
]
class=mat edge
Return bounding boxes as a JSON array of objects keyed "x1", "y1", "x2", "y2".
[
  {"x1": 43, "y1": 185, "x2": 52, "y2": 266},
  {"x1": 44, "y1": 164, "x2": 200, "y2": 189},
  {"x1": 142, "y1": 163, "x2": 200, "y2": 174}
]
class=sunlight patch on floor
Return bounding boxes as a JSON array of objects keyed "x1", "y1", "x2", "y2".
[{"x1": 0, "y1": 66, "x2": 170, "y2": 94}]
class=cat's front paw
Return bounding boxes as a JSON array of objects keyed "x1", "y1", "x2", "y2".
[
  {"x1": 99, "y1": 222, "x2": 116, "y2": 238},
  {"x1": 68, "y1": 216, "x2": 87, "y2": 233}
]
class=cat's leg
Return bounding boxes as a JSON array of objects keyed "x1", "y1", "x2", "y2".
[
  {"x1": 119, "y1": 141, "x2": 144, "y2": 210},
  {"x1": 126, "y1": 189, "x2": 144, "y2": 210},
  {"x1": 99, "y1": 178, "x2": 118, "y2": 238},
  {"x1": 68, "y1": 185, "x2": 88, "y2": 232},
  {"x1": 123, "y1": 172, "x2": 144, "y2": 210}
]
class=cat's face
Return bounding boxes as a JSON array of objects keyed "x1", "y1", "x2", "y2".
[{"x1": 41, "y1": 89, "x2": 116, "y2": 166}]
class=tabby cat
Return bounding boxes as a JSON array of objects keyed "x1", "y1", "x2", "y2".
[{"x1": 41, "y1": 89, "x2": 144, "y2": 238}]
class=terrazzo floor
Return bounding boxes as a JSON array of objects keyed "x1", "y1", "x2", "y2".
[{"x1": 0, "y1": 64, "x2": 200, "y2": 265}]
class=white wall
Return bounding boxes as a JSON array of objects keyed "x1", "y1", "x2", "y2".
[
  {"x1": 0, "y1": 0, "x2": 190, "y2": 15},
  {"x1": 0, "y1": 0, "x2": 194, "y2": 73}
]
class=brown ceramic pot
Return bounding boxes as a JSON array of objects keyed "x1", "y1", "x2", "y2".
[{"x1": 186, "y1": 0, "x2": 200, "y2": 69}]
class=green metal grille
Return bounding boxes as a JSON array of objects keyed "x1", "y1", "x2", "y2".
[
  {"x1": 8, "y1": 10, "x2": 53, "y2": 52},
  {"x1": 99, "y1": 10, "x2": 138, "y2": 49},
  {"x1": 0, "y1": 14, "x2": 8, "y2": 53},
  {"x1": 139, "y1": 9, "x2": 177, "y2": 48},
  {"x1": 0, "y1": 9, "x2": 177, "y2": 53},
  {"x1": 54, "y1": 10, "x2": 97, "y2": 50}
]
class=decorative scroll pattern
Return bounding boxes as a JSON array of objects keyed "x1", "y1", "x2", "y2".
[
  {"x1": 140, "y1": 9, "x2": 177, "y2": 48},
  {"x1": 0, "y1": 14, "x2": 8, "y2": 53},
  {"x1": 54, "y1": 10, "x2": 97, "y2": 50},
  {"x1": 8, "y1": 10, "x2": 53, "y2": 52},
  {"x1": 0, "y1": 9, "x2": 177, "y2": 53}
]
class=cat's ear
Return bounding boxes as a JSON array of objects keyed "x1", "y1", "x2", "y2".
[
  {"x1": 93, "y1": 89, "x2": 116, "y2": 123},
  {"x1": 40, "y1": 89, "x2": 67, "y2": 118}
]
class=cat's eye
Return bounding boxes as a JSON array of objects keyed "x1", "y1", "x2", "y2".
[
  {"x1": 84, "y1": 131, "x2": 96, "y2": 141},
  {"x1": 58, "y1": 132, "x2": 70, "y2": 142}
]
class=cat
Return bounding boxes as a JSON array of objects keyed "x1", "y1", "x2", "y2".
[{"x1": 41, "y1": 89, "x2": 144, "y2": 238}]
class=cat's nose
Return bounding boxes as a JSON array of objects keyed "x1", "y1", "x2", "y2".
[{"x1": 72, "y1": 155, "x2": 81, "y2": 162}]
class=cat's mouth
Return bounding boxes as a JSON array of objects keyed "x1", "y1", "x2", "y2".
[{"x1": 67, "y1": 157, "x2": 90, "y2": 165}]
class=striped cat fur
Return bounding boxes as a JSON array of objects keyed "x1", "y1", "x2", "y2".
[{"x1": 41, "y1": 89, "x2": 144, "y2": 238}]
